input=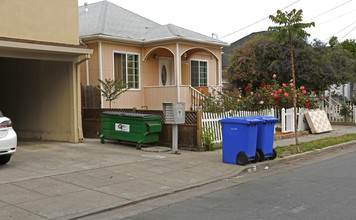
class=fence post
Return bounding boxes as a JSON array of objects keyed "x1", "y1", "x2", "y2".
[
  {"x1": 271, "y1": 108, "x2": 275, "y2": 117},
  {"x1": 196, "y1": 108, "x2": 203, "y2": 151},
  {"x1": 281, "y1": 108, "x2": 286, "y2": 133}
]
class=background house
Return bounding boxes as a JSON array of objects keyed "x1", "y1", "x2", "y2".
[
  {"x1": 79, "y1": 1, "x2": 228, "y2": 111},
  {"x1": 0, "y1": 0, "x2": 92, "y2": 142}
]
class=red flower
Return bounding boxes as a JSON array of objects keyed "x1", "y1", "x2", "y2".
[
  {"x1": 245, "y1": 85, "x2": 250, "y2": 90},
  {"x1": 302, "y1": 90, "x2": 306, "y2": 94},
  {"x1": 273, "y1": 74, "x2": 277, "y2": 79},
  {"x1": 278, "y1": 89, "x2": 282, "y2": 93},
  {"x1": 282, "y1": 83, "x2": 286, "y2": 87},
  {"x1": 273, "y1": 94, "x2": 278, "y2": 98},
  {"x1": 290, "y1": 83, "x2": 294, "y2": 86},
  {"x1": 313, "y1": 91, "x2": 316, "y2": 93},
  {"x1": 300, "y1": 86, "x2": 305, "y2": 90},
  {"x1": 305, "y1": 103, "x2": 310, "y2": 107},
  {"x1": 276, "y1": 101, "x2": 279, "y2": 105},
  {"x1": 284, "y1": 92, "x2": 289, "y2": 97}
]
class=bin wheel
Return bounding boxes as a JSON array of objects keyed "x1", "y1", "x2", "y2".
[
  {"x1": 251, "y1": 151, "x2": 260, "y2": 163},
  {"x1": 257, "y1": 149, "x2": 265, "y2": 162},
  {"x1": 236, "y1": 152, "x2": 248, "y2": 166},
  {"x1": 136, "y1": 144, "x2": 142, "y2": 150},
  {"x1": 100, "y1": 135, "x2": 105, "y2": 144},
  {"x1": 270, "y1": 149, "x2": 277, "y2": 160}
]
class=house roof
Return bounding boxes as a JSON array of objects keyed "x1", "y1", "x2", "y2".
[{"x1": 79, "y1": 1, "x2": 228, "y2": 46}]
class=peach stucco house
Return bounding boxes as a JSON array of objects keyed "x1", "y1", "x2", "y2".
[{"x1": 79, "y1": 1, "x2": 228, "y2": 110}]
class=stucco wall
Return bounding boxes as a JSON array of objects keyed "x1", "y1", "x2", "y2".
[
  {"x1": 100, "y1": 42, "x2": 144, "y2": 108},
  {"x1": 0, "y1": 58, "x2": 74, "y2": 141},
  {"x1": 0, "y1": 0, "x2": 79, "y2": 45}
]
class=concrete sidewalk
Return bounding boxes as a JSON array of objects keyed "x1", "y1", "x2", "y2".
[{"x1": 0, "y1": 125, "x2": 355, "y2": 220}]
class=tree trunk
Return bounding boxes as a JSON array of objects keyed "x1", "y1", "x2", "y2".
[{"x1": 289, "y1": 33, "x2": 301, "y2": 152}]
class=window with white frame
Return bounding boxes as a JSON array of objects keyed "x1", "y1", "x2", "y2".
[
  {"x1": 191, "y1": 60, "x2": 207, "y2": 87},
  {"x1": 114, "y1": 52, "x2": 139, "y2": 89}
]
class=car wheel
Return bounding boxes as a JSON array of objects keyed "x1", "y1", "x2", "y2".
[{"x1": 0, "y1": 155, "x2": 12, "y2": 165}]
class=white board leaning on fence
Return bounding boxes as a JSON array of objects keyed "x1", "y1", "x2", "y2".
[{"x1": 305, "y1": 110, "x2": 332, "y2": 134}]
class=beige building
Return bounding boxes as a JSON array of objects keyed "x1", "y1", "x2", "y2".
[
  {"x1": 0, "y1": 0, "x2": 92, "y2": 142},
  {"x1": 79, "y1": 1, "x2": 228, "y2": 111}
]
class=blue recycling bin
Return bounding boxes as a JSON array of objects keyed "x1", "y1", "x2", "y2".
[
  {"x1": 219, "y1": 117, "x2": 262, "y2": 165},
  {"x1": 246, "y1": 116, "x2": 279, "y2": 161}
]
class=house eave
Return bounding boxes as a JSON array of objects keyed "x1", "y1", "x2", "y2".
[{"x1": 80, "y1": 34, "x2": 229, "y2": 47}]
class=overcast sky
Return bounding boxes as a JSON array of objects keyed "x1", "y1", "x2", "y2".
[{"x1": 78, "y1": 0, "x2": 356, "y2": 44}]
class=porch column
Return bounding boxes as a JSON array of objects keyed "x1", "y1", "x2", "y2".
[{"x1": 176, "y1": 42, "x2": 181, "y2": 102}]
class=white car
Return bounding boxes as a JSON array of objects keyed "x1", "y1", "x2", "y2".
[{"x1": 0, "y1": 111, "x2": 17, "y2": 165}]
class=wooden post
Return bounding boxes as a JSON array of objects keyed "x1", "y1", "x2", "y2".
[{"x1": 196, "y1": 107, "x2": 203, "y2": 151}]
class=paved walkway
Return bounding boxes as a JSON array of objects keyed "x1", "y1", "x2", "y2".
[{"x1": 0, "y1": 125, "x2": 355, "y2": 219}]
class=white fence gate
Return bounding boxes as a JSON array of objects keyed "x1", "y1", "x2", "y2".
[
  {"x1": 201, "y1": 108, "x2": 275, "y2": 144},
  {"x1": 281, "y1": 108, "x2": 309, "y2": 133}
]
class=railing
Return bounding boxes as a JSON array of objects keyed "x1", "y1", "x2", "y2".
[
  {"x1": 190, "y1": 86, "x2": 206, "y2": 111},
  {"x1": 201, "y1": 108, "x2": 275, "y2": 144},
  {"x1": 323, "y1": 97, "x2": 344, "y2": 107}
]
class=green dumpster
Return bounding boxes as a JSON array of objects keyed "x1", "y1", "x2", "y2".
[{"x1": 100, "y1": 112, "x2": 162, "y2": 149}]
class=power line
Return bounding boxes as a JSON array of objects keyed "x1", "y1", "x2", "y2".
[
  {"x1": 306, "y1": 0, "x2": 352, "y2": 22},
  {"x1": 220, "y1": 0, "x2": 301, "y2": 39},
  {"x1": 323, "y1": 21, "x2": 356, "y2": 42},
  {"x1": 340, "y1": 25, "x2": 356, "y2": 40},
  {"x1": 317, "y1": 9, "x2": 356, "y2": 26}
]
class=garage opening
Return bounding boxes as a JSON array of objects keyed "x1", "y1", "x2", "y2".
[{"x1": 0, "y1": 57, "x2": 75, "y2": 141}]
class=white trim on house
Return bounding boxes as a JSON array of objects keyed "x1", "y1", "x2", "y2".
[
  {"x1": 143, "y1": 46, "x2": 175, "y2": 61},
  {"x1": 176, "y1": 42, "x2": 181, "y2": 102},
  {"x1": 98, "y1": 41, "x2": 103, "y2": 108},
  {"x1": 86, "y1": 59, "x2": 90, "y2": 86},
  {"x1": 112, "y1": 50, "x2": 141, "y2": 91}
]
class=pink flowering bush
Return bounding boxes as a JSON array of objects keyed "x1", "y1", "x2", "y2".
[{"x1": 240, "y1": 75, "x2": 318, "y2": 111}]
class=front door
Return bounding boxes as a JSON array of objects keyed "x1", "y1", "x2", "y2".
[{"x1": 159, "y1": 58, "x2": 174, "y2": 86}]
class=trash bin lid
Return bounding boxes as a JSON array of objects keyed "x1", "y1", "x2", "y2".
[
  {"x1": 247, "y1": 115, "x2": 279, "y2": 123},
  {"x1": 219, "y1": 117, "x2": 262, "y2": 125},
  {"x1": 102, "y1": 112, "x2": 160, "y2": 118}
]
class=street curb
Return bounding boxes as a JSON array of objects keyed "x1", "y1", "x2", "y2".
[
  {"x1": 240, "y1": 140, "x2": 356, "y2": 174},
  {"x1": 71, "y1": 140, "x2": 356, "y2": 220}
]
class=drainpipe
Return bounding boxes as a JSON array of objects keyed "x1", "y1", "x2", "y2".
[
  {"x1": 176, "y1": 42, "x2": 181, "y2": 102},
  {"x1": 75, "y1": 55, "x2": 91, "y2": 142},
  {"x1": 80, "y1": 40, "x2": 90, "y2": 85}
]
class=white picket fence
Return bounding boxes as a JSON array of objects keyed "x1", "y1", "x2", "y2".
[
  {"x1": 320, "y1": 105, "x2": 356, "y2": 123},
  {"x1": 201, "y1": 108, "x2": 275, "y2": 144}
]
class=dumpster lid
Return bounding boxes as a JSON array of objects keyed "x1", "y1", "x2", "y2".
[
  {"x1": 219, "y1": 117, "x2": 262, "y2": 125},
  {"x1": 102, "y1": 112, "x2": 160, "y2": 118}
]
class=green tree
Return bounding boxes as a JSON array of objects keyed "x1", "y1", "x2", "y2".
[
  {"x1": 268, "y1": 9, "x2": 315, "y2": 152},
  {"x1": 97, "y1": 78, "x2": 128, "y2": 108}
]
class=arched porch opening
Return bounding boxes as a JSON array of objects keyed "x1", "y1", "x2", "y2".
[{"x1": 180, "y1": 47, "x2": 220, "y2": 95}]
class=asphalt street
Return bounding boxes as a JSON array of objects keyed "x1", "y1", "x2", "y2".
[{"x1": 118, "y1": 147, "x2": 356, "y2": 220}]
